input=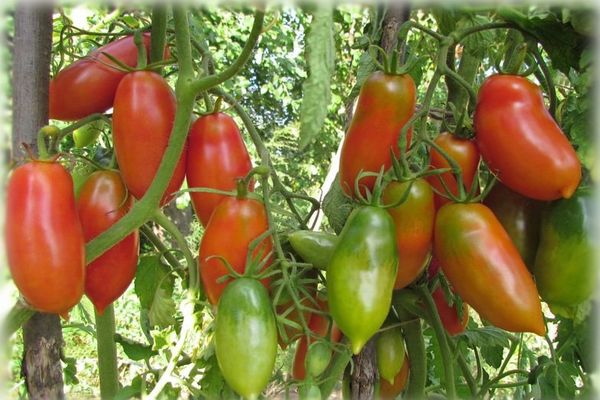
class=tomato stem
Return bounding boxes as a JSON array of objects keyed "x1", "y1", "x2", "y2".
[
  {"x1": 134, "y1": 30, "x2": 147, "y2": 69},
  {"x1": 95, "y1": 305, "x2": 120, "y2": 399},
  {"x1": 149, "y1": 5, "x2": 168, "y2": 65}
]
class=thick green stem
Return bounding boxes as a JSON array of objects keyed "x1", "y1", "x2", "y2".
[
  {"x1": 419, "y1": 286, "x2": 457, "y2": 399},
  {"x1": 394, "y1": 305, "x2": 426, "y2": 399},
  {"x1": 150, "y1": 5, "x2": 168, "y2": 64},
  {"x1": 96, "y1": 305, "x2": 120, "y2": 399}
]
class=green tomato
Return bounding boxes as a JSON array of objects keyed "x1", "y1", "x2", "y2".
[
  {"x1": 376, "y1": 327, "x2": 406, "y2": 385},
  {"x1": 327, "y1": 206, "x2": 398, "y2": 354},
  {"x1": 288, "y1": 230, "x2": 337, "y2": 270},
  {"x1": 305, "y1": 340, "x2": 332, "y2": 377},
  {"x1": 73, "y1": 120, "x2": 103, "y2": 148},
  {"x1": 299, "y1": 383, "x2": 321, "y2": 400},
  {"x1": 215, "y1": 278, "x2": 277, "y2": 400},
  {"x1": 532, "y1": 189, "x2": 595, "y2": 314}
]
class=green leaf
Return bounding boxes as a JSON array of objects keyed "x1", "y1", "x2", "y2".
[
  {"x1": 134, "y1": 255, "x2": 176, "y2": 328},
  {"x1": 298, "y1": 5, "x2": 335, "y2": 150},
  {"x1": 459, "y1": 326, "x2": 511, "y2": 349},
  {"x1": 63, "y1": 356, "x2": 79, "y2": 385},
  {"x1": 114, "y1": 376, "x2": 143, "y2": 400},
  {"x1": 115, "y1": 334, "x2": 157, "y2": 361},
  {"x1": 481, "y1": 345, "x2": 504, "y2": 369},
  {"x1": 322, "y1": 176, "x2": 355, "y2": 234}
]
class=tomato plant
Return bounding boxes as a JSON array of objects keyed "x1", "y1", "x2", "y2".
[
  {"x1": 215, "y1": 278, "x2": 277, "y2": 399},
  {"x1": 186, "y1": 111, "x2": 254, "y2": 226},
  {"x1": 5, "y1": 160, "x2": 85, "y2": 315},
  {"x1": 434, "y1": 202, "x2": 545, "y2": 335},
  {"x1": 198, "y1": 195, "x2": 272, "y2": 305},
  {"x1": 112, "y1": 70, "x2": 186, "y2": 205},
  {"x1": 339, "y1": 71, "x2": 416, "y2": 197},
  {"x1": 474, "y1": 74, "x2": 581, "y2": 200},
  {"x1": 77, "y1": 170, "x2": 139, "y2": 315}
]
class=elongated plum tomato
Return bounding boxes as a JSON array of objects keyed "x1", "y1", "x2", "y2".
[
  {"x1": 76, "y1": 170, "x2": 139, "y2": 314},
  {"x1": 199, "y1": 196, "x2": 272, "y2": 305},
  {"x1": 433, "y1": 203, "x2": 545, "y2": 335},
  {"x1": 339, "y1": 71, "x2": 416, "y2": 197},
  {"x1": 49, "y1": 33, "x2": 168, "y2": 121},
  {"x1": 112, "y1": 71, "x2": 186, "y2": 206},
  {"x1": 376, "y1": 327, "x2": 406, "y2": 385},
  {"x1": 474, "y1": 74, "x2": 581, "y2": 200},
  {"x1": 215, "y1": 278, "x2": 277, "y2": 400},
  {"x1": 431, "y1": 287, "x2": 469, "y2": 336},
  {"x1": 186, "y1": 112, "x2": 253, "y2": 227},
  {"x1": 292, "y1": 297, "x2": 342, "y2": 380},
  {"x1": 427, "y1": 132, "x2": 480, "y2": 209},
  {"x1": 382, "y1": 179, "x2": 435, "y2": 289},
  {"x1": 327, "y1": 206, "x2": 398, "y2": 354},
  {"x1": 5, "y1": 161, "x2": 85, "y2": 315}
]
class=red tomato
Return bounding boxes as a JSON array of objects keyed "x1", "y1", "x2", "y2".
[
  {"x1": 382, "y1": 179, "x2": 435, "y2": 289},
  {"x1": 198, "y1": 196, "x2": 272, "y2": 305},
  {"x1": 434, "y1": 203, "x2": 545, "y2": 335},
  {"x1": 292, "y1": 298, "x2": 343, "y2": 381},
  {"x1": 77, "y1": 170, "x2": 139, "y2": 314},
  {"x1": 427, "y1": 132, "x2": 480, "y2": 209},
  {"x1": 5, "y1": 161, "x2": 85, "y2": 315},
  {"x1": 186, "y1": 112, "x2": 253, "y2": 227},
  {"x1": 112, "y1": 71, "x2": 186, "y2": 205},
  {"x1": 49, "y1": 33, "x2": 167, "y2": 121},
  {"x1": 339, "y1": 71, "x2": 416, "y2": 197},
  {"x1": 474, "y1": 74, "x2": 581, "y2": 200},
  {"x1": 379, "y1": 356, "x2": 410, "y2": 399},
  {"x1": 431, "y1": 287, "x2": 469, "y2": 336}
]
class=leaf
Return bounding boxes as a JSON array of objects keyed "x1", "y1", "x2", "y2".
[
  {"x1": 134, "y1": 255, "x2": 176, "y2": 328},
  {"x1": 115, "y1": 334, "x2": 157, "y2": 361},
  {"x1": 459, "y1": 326, "x2": 511, "y2": 349},
  {"x1": 298, "y1": 5, "x2": 335, "y2": 150},
  {"x1": 497, "y1": 7, "x2": 586, "y2": 74},
  {"x1": 480, "y1": 345, "x2": 504, "y2": 369},
  {"x1": 63, "y1": 356, "x2": 79, "y2": 385},
  {"x1": 322, "y1": 176, "x2": 355, "y2": 234},
  {"x1": 114, "y1": 376, "x2": 143, "y2": 400}
]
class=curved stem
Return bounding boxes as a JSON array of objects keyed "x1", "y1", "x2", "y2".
[
  {"x1": 477, "y1": 369, "x2": 529, "y2": 396},
  {"x1": 394, "y1": 305, "x2": 426, "y2": 399},
  {"x1": 96, "y1": 305, "x2": 119, "y2": 399},
  {"x1": 454, "y1": 22, "x2": 513, "y2": 42},
  {"x1": 140, "y1": 224, "x2": 182, "y2": 271},
  {"x1": 418, "y1": 285, "x2": 457, "y2": 399},
  {"x1": 529, "y1": 44, "x2": 557, "y2": 118}
]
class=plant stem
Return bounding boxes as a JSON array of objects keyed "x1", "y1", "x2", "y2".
[
  {"x1": 95, "y1": 305, "x2": 120, "y2": 399},
  {"x1": 394, "y1": 305, "x2": 427, "y2": 399},
  {"x1": 418, "y1": 285, "x2": 457, "y2": 399},
  {"x1": 150, "y1": 5, "x2": 168, "y2": 64}
]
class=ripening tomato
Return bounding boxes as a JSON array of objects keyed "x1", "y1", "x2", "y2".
[
  {"x1": 292, "y1": 298, "x2": 342, "y2": 380},
  {"x1": 327, "y1": 206, "x2": 398, "y2": 354},
  {"x1": 379, "y1": 356, "x2": 410, "y2": 399},
  {"x1": 215, "y1": 278, "x2": 277, "y2": 399},
  {"x1": 199, "y1": 196, "x2": 272, "y2": 305},
  {"x1": 5, "y1": 160, "x2": 85, "y2": 315},
  {"x1": 186, "y1": 112, "x2": 253, "y2": 227},
  {"x1": 376, "y1": 327, "x2": 406, "y2": 385},
  {"x1": 112, "y1": 71, "x2": 186, "y2": 205},
  {"x1": 474, "y1": 74, "x2": 581, "y2": 200},
  {"x1": 77, "y1": 170, "x2": 139, "y2": 314},
  {"x1": 434, "y1": 203, "x2": 545, "y2": 335},
  {"x1": 49, "y1": 33, "x2": 167, "y2": 121},
  {"x1": 383, "y1": 179, "x2": 435, "y2": 289},
  {"x1": 339, "y1": 71, "x2": 416, "y2": 197},
  {"x1": 431, "y1": 287, "x2": 469, "y2": 336},
  {"x1": 427, "y1": 132, "x2": 480, "y2": 209}
]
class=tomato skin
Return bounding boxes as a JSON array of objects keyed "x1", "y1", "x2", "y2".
[
  {"x1": 379, "y1": 356, "x2": 409, "y2": 399},
  {"x1": 383, "y1": 179, "x2": 435, "y2": 289},
  {"x1": 49, "y1": 33, "x2": 163, "y2": 121},
  {"x1": 199, "y1": 196, "x2": 272, "y2": 305},
  {"x1": 287, "y1": 230, "x2": 337, "y2": 271},
  {"x1": 339, "y1": 71, "x2": 416, "y2": 197},
  {"x1": 427, "y1": 132, "x2": 480, "y2": 209},
  {"x1": 327, "y1": 206, "x2": 398, "y2": 354},
  {"x1": 186, "y1": 112, "x2": 253, "y2": 227},
  {"x1": 76, "y1": 171, "x2": 139, "y2": 315},
  {"x1": 532, "y1": 190, "x2": 594, "y2": 311},
  {"x1": 215, "y1": 278, "x2": 277, "y2": 399},
  {"x1": 434, "y1": 203, "x2": 545, "y2": 335},
  {"x1": 376, "y1": 327, "x2": 406, "y2": 385},
  {"x1": 431, "y1": 287, "x2": 469, "y2": 336},
  {"x1": 292, "y1": 298, "x2": 342, "y2": 380},
  {"x1": 474, "y1": 74, "x2": 581, "y2": 200},
  {"x1": 112, "y1": 71, "x2": 186, "y2": 205},
  {"x1": 5, "y1": 161, "x2": 85, "y2": 314},
  {"x1": 484, "y1": 182, "x2": 542, "y2": 269}
]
